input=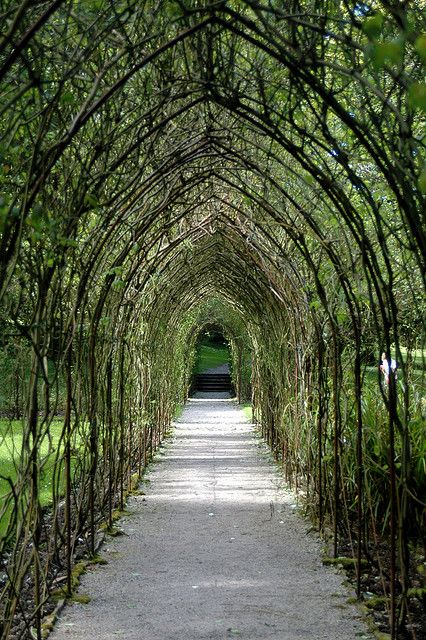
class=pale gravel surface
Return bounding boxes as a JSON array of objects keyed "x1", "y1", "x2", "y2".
[{"x1": 50, "y1": 396, "x2": 371, "y2": 640}]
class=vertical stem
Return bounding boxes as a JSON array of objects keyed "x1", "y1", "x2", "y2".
[
  {"x1": 389, "y1": 370, "x2": 397, "y2": 639},
  {"x1": 14, "y1": 360, "x2": 20, "y2": 419},
  {"x1": 398, "y1": 342, "x2": 411, "y2": 627},
  {"x1": 64, "y1": 345, "x2": 72, "y2": 596},
  {"x1": 237, "y1": 345, "x2": 242, "y2": 403},
  {"x1": 138, "y1": 367, "x2": 143, "y2": 476},
  {"x1": 332, "y1": 332, "x2": 341, "y2": 558},
  {"x1": 106, "y1": 354, "x2": 113, "y2": 527},
  {"x1": 88, "y1": 329, "x2": 98, "y2": 557},
  {"x1": 317, "y1": 337, "x2": 324, "y2": 531},
  {"x1": 143, "y1": 421, "x2": 148, "y2": 468},
  {"x1": 354, "y1": 336, "x2": 363, "y2": 599},
  {"x1": 29, "y1": 338, "x2": 41, "y2": 640},
  {"x1": 119, "y1": 343, "x2": 125, "y2": 510}
]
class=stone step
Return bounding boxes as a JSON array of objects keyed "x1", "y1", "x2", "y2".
[{"x1": 195, "y1": 373, "x2": 232, "y2": 391}]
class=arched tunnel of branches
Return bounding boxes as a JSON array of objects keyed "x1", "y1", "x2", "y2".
[{"x1": 0, "y1": 2, "x2": 425, "y2": 639}]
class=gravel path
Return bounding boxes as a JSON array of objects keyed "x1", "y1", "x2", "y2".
[
  {"x1": 50, "y1": 397, "x2": 371, "y2": 640},
  {"x1": 200, "y1": 364, "x2": 230, "y2": 374}
]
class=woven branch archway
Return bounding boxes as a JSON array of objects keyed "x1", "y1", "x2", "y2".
[{"x1": 0, "y1": 2, "x2": 425, "y2": 638}]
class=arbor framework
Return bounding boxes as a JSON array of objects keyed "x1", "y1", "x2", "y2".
[{"x1": 0, "y1": 2, "x2": 425, "y2": 639}]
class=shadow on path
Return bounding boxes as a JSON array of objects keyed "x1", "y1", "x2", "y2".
[{"x1": 50, "y1": 399, "x2": 371, "y2": 640}]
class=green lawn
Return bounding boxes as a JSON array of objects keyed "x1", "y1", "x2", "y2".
[
  {"x1": 240, "y1": 402, "x2": 252, "y2": 422},
  {"x1": 0, "y1": 419, "x2": 71, "y2": 539},
  {"x1": 393, "y1": 345, "x2": 425, "y2": 370},
  {"x1": 363, "y1": 363, "x2": 425, "y2": 389},
  {"x1": 195, "y1": 344, "x2": 230, "y2": 373}
]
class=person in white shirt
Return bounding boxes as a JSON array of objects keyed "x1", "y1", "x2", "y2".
[{"x1": 379, "y1": 352, "x2": 397, "y2": 385}]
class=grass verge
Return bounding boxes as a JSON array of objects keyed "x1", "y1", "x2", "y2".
[{"x1": 0, "y1": 418, "x2": 81, "y2": 539}]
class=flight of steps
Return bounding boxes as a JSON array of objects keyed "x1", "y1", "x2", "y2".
[{"x1": 195, "y1": 372, "x2": 232, "y2": 392}]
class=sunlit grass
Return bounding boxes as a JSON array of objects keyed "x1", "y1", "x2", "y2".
[
  {"x1": 240, "y1": 403, "x2": 252, "y2": 422},
  {"x1": 363, "y1": 364, "x2": 425, "y2": 390},
  {"x1": 393, "y1": 345, "x2": 425, "y2": 369},
  {"x1": 0, "y1": 419, "x2": 79, "y2": 539},
  {"x1": 195, "y1": 344, "x2": 230, "y2": 373}
]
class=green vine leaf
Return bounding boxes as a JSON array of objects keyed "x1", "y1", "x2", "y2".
[
  {"x1": 366, "y1": 40, "x2": 404, "y2": 69},
  {"x1": 408, "y1": 83, "x2": 426, "y2": 113},
  {"x1": 362, "y1": 13, "x2": 384, "y2": 41},
  {"x1": 414, "y1": 34, "x2": 426, "y2": 65},
  {"x1": 84, "y1": 193, "x2": 99, "y2": 208},
  {"x1": 60, "y1": 91, "x2": 75, "y2": 105},
  {"x1": 418, "y1": 165, "x2": 426, "y2": 193}
]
